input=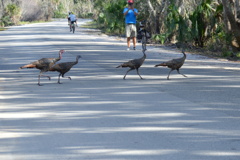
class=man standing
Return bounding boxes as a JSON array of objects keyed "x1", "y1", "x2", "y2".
[{"x1": 123, "y1": 0, "x2": 138, "y2": 51}]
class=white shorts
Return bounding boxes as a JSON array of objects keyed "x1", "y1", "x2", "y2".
[{"x1": 126, "y1": 24, "x2": 137, "y2": 38}]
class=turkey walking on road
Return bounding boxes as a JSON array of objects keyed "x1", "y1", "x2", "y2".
[
  {"x1": 19, "y1": 50, "x2": 65, "y2": 86},
  {"x1": 155, "y1": 50, "x2": 187, "y2": 80},
  {"x1": 49, "y1": 55, "x2": 81, "y2": 84},
  {"x1": 116, "y1": 51, "x2": 146, "y2": 80}
]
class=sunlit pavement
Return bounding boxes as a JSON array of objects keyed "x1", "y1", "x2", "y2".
[{"x1": 1, "y1": 19, "x2": 240, "y2": 160}]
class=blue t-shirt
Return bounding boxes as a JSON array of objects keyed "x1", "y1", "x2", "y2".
[
  {"x1": 69, "y1": 14, "x2": 76, "y2": 21},
  {"x1": 123, "y1": 8, "x2": 138, "y2": 24}
]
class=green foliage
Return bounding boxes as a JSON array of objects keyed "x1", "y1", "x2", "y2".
[
  {"x1": 5, "y1": 4, "x2": 21, "y2": 17},
  {"x1": 166, "y1": 4, "x2": 179, "y2": 34},
  {"x1": 95, "y1": 0, "x2": 125, "y2": 35},
  {"x1": 207, "y1": 23, "x2": 233, "y2": 53},
  {"x1": 0, "y1": 15, "x2": 12, "y2": 27},
  {"x1": 53, "y1": 3, "x2": 66, "y2": 18},
  {"x1": 222, "y1": 50, "x2": 232, "y2": 57},
  {"x1": 0, "y1": 0, "x2": 236, "y2": 55},
  {"x1": 189, "y1": 0, "x2": 217, "y2": 47},
  {"x1": 165, "y1": 3, "x2": 190, "y2": 44},
  {"x1": 152, "y1": 34, "x2": 169, "y2": 44},
  {"x1": 236, "y1": 52, "x2": 240, "y2": 58},
  {"x1": 164, "y1": 0, "x2": 227, "y2": 51},
  {"x1": 0, "y1": 4, "x2": 21, "y2": 27},
  {"x1": 177, "y1": 15, "x2": 191, "y2": 43}
]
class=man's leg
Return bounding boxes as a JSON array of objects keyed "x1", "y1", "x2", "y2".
[
  {"x1": 133, "y1": 37, "x2": 137, "y2": 48},
  {"x1": 70, "y1": 21, "x2": 73, "y2": 31},
  {"x1": 127, "y1": 37, "x2": 131, "y2": 48},
  {"x1": 132, "y1": 24, "x2": 137, "y2": 50},
  {"x1": 69, "y1": 20, "x2": 71, "y2": 30},
  {"x1": 126, "y1": 24, "x2": 131, "y2": 50}
]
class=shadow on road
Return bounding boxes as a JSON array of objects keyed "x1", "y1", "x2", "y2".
[{"x1": 1, "y1": 19, "x2": 240, "y2": 160}]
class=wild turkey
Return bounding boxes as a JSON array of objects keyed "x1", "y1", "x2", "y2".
[
  {"x1": 19, "y1": 50, "x2": 65, "y2": 86},
  {"x1": 49, "y1": 55, "x2": 81, "y2": 84},
  {"x1": 155, "y1": 50, "x2": 187, "y2": 80},
  {"x1": 116, "y1": 51, "x2": 146, "y2": 80}
]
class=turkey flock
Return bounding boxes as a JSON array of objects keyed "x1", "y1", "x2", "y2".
[
  {"x1": 19, "y1": 48, "x2": 187, "y2": 86},
  {"x1": 19, "y1": 50, "x2": 81, "y2": 86}
]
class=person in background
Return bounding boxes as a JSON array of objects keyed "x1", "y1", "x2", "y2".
[
  {"x1": 67, "y1": 12, "x2": 71, "y2": 30},
  {"x1": 123, "y1": 0, "x2": 138, "y2": 51},
  {"x1": 68, "y1": 12, "x2": 78, "y2": 31}
]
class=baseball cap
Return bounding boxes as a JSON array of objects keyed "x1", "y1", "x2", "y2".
[{"x1": 128, "y1": 0, "x2": 134, "y2": 3}]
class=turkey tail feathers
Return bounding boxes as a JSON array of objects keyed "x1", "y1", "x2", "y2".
[
  {"x1": 116, "y1": 65, "x2": 121, "y2": 68},
  {"x1": 155, "y1": 63, "x2": 166, "y2": 67},
  {"x1": 116, "y1": 63, "x2": 128, "y2": 68},
  {"x1": 19, "y1": 64, "x2": 36, "y2": 69}
]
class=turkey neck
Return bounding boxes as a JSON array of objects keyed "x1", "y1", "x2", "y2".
[
  {"x1": 143, "y1": 52, "x2": 146, "y2": 58},
  {"x1": 53, "y1": 52, "x2": 62, "y2": 63},
  {"x1": 59, "y1": 51, "x2": 63, "y2": 60},
  {"x1": 182, "y1": 51, "x2": 186, "y2": 58},
  {"x1": 142, "y1": 51, "x2": 146, "y2": 60},
  {"x1": 73, "y1": 56, "x2": 80, "y2": 65}
]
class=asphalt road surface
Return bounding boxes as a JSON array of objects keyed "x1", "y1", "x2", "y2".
[{"x1": 1, "y1": 19, "x2": 240, "y2": 160}]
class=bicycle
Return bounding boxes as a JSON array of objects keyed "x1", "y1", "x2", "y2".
[
  {"x1": 70, "y1": 22, "x2": 76, "y2": 33},
  {"x1": 137, "y1": 20, "x2": 150, "y2": 51}
]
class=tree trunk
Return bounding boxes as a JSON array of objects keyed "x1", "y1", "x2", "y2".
[
  {"x1": 222, "y1": 0, "x2": 240, "y2": 49},
  {"x1": 234, "y1": 0, "x2": 240, "y2": 21},
  {"x1": 146, "y1": 0, "x2": 158, "y2": 34}
]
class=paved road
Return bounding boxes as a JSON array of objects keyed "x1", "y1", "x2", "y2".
[{"x1": 1, "y1": 19, "x2": 240, "y2": 160}]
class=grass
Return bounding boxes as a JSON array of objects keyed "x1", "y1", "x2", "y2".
[
  {"x1": 0, "y1": 20, "x2": 50, "y2": 32},
  {"x1": 80, "y1": 21, "x2": 98, "y2": 29},
  {"x1": 0, "y1": 27, "x2": 7, "y2": 31},
  {"x1": 19, "y1": 20, "x2": 49, "y2": 25}
]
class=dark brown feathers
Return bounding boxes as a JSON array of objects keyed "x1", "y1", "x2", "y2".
[
  {"x1": 116, "y1": 51, "x2": 146, "y2": 80},
  {"x1": 19, "y1": 49, "x2": 65, "y2": 85},
  {"x1": 155, "y1": 50, "x2": 187, "y2": 80},
  {"x1": 49, "y1": 55, "x2": 81, "y2": 84}
]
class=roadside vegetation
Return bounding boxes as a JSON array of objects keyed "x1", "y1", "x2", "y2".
[
  {"x1": 0, "y1": 27, "x2": 7, "y2": 31},
  {"x1": 0, "y1": 4, "x2": 21, "y2": 27},
  {"x1": 0, "y1": 0, "x2": 240, "y2": 59},
  {"x1": 19, "y1": 20, "x2": 49, "y2": 25},
  {"x1": 92, "y1": 0, "x2": 240, "y2": 60}
]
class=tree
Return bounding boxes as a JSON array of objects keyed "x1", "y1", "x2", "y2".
[
  {"x1": 222, "y1": 0, "x2": 240, "y2": 50},
  {"x1": 0, "y1": 3, "x2": 21, "y2": 26}
]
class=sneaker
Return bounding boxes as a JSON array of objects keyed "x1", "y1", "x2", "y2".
[
  {"x1": 133, "y1": 47, "x2": 136, "y2": 50},
  {"x1": 126, "y1": 47, "x2": 130, "y2": 51}
]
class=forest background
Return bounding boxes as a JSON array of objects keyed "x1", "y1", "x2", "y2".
[{"x1": 0, "y1": 0, "x2": 240, "y2": 58}]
